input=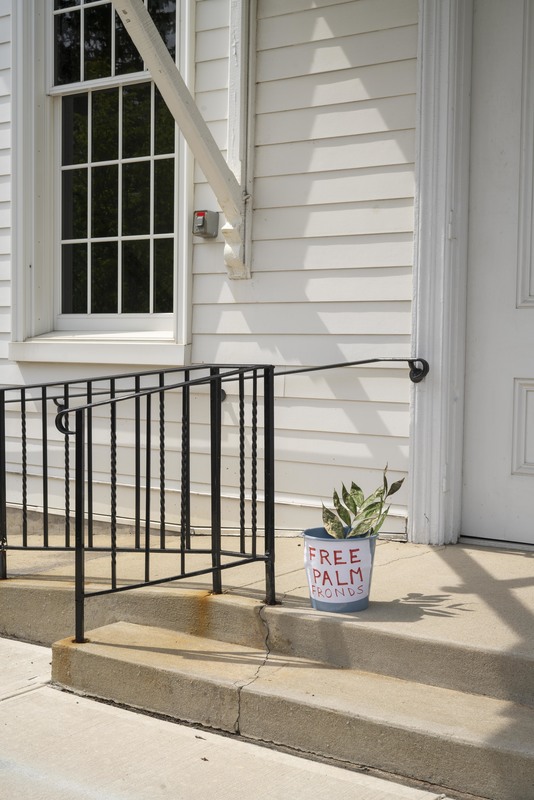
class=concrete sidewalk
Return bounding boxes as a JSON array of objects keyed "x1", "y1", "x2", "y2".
[{"x1": 1, "y1": 636, "x2": 452, "y2": 800}]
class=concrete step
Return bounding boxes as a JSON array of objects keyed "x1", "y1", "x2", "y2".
[
  {"x1": 4, "y1": 578, "x2": 534, "y2": 709},
  {"x1": 52, "y1": 620, "x2": 534, "y2": 800}
]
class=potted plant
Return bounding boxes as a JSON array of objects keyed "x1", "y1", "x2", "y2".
[{"x1": 303, "y1": 468, "x2": 404, "y2": 612}]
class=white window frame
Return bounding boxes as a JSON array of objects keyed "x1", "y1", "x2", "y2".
[{"x1": 10, "y1": 0, "x2": 194, "y2": 366}]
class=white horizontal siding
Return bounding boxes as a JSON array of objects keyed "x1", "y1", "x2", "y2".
[
  {"x1": 194, "y1": 268, "x2": 412, "y2": 303},
  {"x1": 0, "y1": 4, "x2": 9, "y2": 375},
  {"x1": 256, "y1": 95, "x2": 416, "y2": 146},
  {"x1": 192, "y1": 0, "x2": 418, "y2": 531},
  {"x1": 1, "y1": 1, "x2": 419, "y2": 538},
  {"x1": 254, "y1": 166, "x2": 414, "y2": 208},
  {"x1": 255, "y1": 131, "x2": 415, "y2": 177},
  {"x1": 253, "y1": 200, "x2": 414, "y2": 240},
  {"x1": 257, "y1": 25, "x2": 418, "y2": 82},
  {"x1": 192, "y1": 335, "x2": 411, "y2": 365},
  {"x1": 193, "y1": 302, "x2": 411, "y2": 335},
  {"x1": 257, "y1": 0, "x2": 417, "y2": 48},
  {"x1": 196, "y1": 0, "x2": 230, "y2": 31},
  {"x1": 256, "y1": 60, "x2": 417, "y2": 114}
]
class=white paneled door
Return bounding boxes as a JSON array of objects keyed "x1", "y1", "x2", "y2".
[{"x1": 462, "y1": 0, "x2": 534, "y2": 544}]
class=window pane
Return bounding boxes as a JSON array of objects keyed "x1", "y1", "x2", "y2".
[
  {"x1": 122, "y1": 84, "x2": 151, "y2": 159},
  {"x1": 155, "y1": 88, "x2": 174, "y2": 155},
  {"x1": 91, "y1": 242, "x2": 118, "y2": 313},
  {"x1": 154, "y1": 238, "x2": 173, "y2": 312},
  {"x1": 62, "y1": 244, "x2": 88, "y2": 313},
  {"x1": 54, "y1": 11, "x2": 81, "y2": 85},
  {"x1": 92, "y1": 88, "x2": 119, "y2": 163},
  {"x1": 115, "y1": 13, "x2": 143, "y2": 75},
  {"x1": 148, "y1": 0, "x2": 177, "y2": 61},
  {"x1": 62, "y1": 94, "x2": 88, "y2": 166},
  {"x1": 84, "y1": 4, "x2": 112, "y2": 81},
  {"x1": 122, "y1": 162, "x2": 150, "y2": 236},
  {"x1": 154, "y1": 159, "x2": 174, "y2": 234},
  {"x1": 62, "y1": 169, "x2": 87, "y2": 239},
  {"x1": 122, "y1": 240, "x2": 150, "y2": 313},
  {"x1": 91, "y1": 165, "x2": 118, "y2": 238}
]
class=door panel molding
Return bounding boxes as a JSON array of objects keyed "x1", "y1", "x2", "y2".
[{"x1": 512, "y1": 378, "x2": 534, "y2": 475}]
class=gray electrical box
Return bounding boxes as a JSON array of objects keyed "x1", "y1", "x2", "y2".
[{"x1": 192, "y1": 210, "x2": 219, "y2": 238}]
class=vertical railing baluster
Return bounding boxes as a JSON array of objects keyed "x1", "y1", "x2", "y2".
[
  {"x1": 21, "y1": 388, "x2": 27, "y2": 546},
  {"x1": 64, "y1": 384, "x2": 71, "y2": 547},
  {"x1": 0, "y1": 389, "x2": 7, "y2": 579},
  {"x1": 134, "y1": 375, "x2": 141, "y2": 549},
  {"x1": 87, "y1": 381, "x2": 94, "y2": 548},
  {"x1": 239, "y1": 372, "x2": 246, "y2": 552},
  {"x1": 251, "y1": 370, "x2": 258, "y2": 558},
  {"x1": 159, "y1": 372, "x2": 165, "y2": 549},
  {"x1": 210, "y1": 367, "x2": 222, "y2": 594},
  {"x1": 110, "y1": 379, "x2": 117, "y2": 590},
  {"x1": 74, "y1": 408, "x2": 86, "y2": 643},
  {"x1": 41, "y1": 388, "x2": 49, "y2": 547},
  {"x1": 263, "y1": 366, "x2": 276, "y2": 605},
  {"x1": 144, "y1": 393, "x2": 151, "y2": 583},
  {"x1": 180, "y1": 371, "x2": 190, "y2": 569}
]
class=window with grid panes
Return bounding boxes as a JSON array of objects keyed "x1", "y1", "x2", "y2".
[{"x1": 55, "y1": 0, "x2": 177, "y2": 319}]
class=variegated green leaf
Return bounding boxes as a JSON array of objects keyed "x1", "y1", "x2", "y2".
[
  {"x1": 341, "y1": 483, "x2": 358, "y2": 515},
  {"x1": 322, "y1": 504, "x2": 345, "y2": 538},
  {"x1": 350, "y1": 482, "x2": 365, "y2": 507},
  {"x1": 386, "y1": 477, "x2": 405, "y2": 498},
  {"x1": 333, "y1": 490, "x2": 351, "y2": 526},
  {"x1": 348, "y1": 518, "x2": 376, "y2": 537}
]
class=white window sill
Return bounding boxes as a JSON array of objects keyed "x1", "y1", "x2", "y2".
[{"x1": 9, "y1": 333, "x2": 191, "y2": 366}]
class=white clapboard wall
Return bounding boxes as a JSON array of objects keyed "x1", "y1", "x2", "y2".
[
  {"x1": 0, "y1": 0, "x2": 417, "y2": 537},
  {"x1": 0, "y1": 1, "x2": 10, "y2": 363},
  {"x1": 191, "y1": 0, "x2": 417, "y2": 533}
]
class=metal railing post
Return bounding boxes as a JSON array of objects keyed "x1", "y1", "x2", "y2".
[
  {"x1": 210, "y1": 367, "x2": 222, "y2": 593},
  {"x1": 263, "y1": 366, "x2": 276, "y2": 604},
  {"x1": 0, "y1": 389, "x2": 7, "y2": 579},
  {"x1": 74, "y1": 409, "x2": 86, "y2": 643}
]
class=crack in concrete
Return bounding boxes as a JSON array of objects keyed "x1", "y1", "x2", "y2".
[
  {"x1": 378, "y1": 547, "x2": 446, "y2": 569},
  {"x1": 234, "y1": 603, "x2": 272, "y2": 735},
  {"x1": 0, "y1": 682, "x2": 50, "y2": 702}
]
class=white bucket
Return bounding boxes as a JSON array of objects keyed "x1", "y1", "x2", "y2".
[{"x1": 303, "y1": 527, "x2": 378, "y2": 612}]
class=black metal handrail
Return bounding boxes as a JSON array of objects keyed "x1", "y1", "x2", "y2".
[
  {"x1": 0, "y1": 356, "x2": 428, "y2": 641},
  {"x1": 52, "y1": 365, "x2": 276, "y2": 642}
]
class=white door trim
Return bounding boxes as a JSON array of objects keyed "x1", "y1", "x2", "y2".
[{"x1": 409, "y1": 0, "x2": 473, "y2": 544}]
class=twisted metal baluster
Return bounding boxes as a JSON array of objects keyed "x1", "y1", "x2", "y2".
[
  {"x1": 41, "y1": 388, "x2": 49, "y2": 547},
  {"x1": 239, "y1": 372, "x2": 246, "y2": 552},
  {"x1": 110, "y1": 379, "x2": 117, "y2": 590},
  {"x1": 63, "y1": 385, "x2": 70, "y2": 547},
  {"x1": 251, "y1": 370, "x2": 258, "y2": 558},
  {"x1": 180, "y1": 372, "x2": 190, "y2": 568},
  {"x1": 134, "y1": 375, "x2": 141, "y2": 549},
  {"x1": 159, "y1": 373, "x2": 165, "y2": 550},
  {"x1": 0, "y1": 390, "x2": 7, "y2": 578},
  {"x1": 145, "y1": 393, "x2": 151, "y2": 583},
  {"x1": 87, "y1": 381, "x2": 93, "y2": 548},
  {"x1": 21, "y1": 389, "x2": 27, "y2": 546}
]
